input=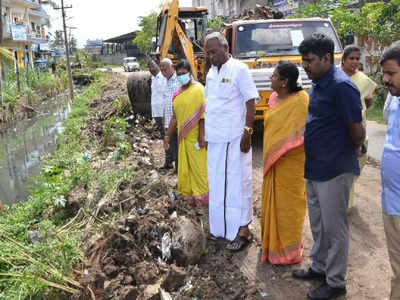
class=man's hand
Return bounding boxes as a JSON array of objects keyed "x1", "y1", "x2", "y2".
[
  {"x1": 163, "y1": 136, "x2": 170, "y2": 150},
  {"x1": 240, "y1": 133, "x2": 251, "y2": 153}
]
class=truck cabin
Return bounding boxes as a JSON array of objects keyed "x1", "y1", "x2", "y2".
[
  {"x1": 227, "y1": 18, "x2": 343, "y2": 66},
  {"x1": 224, "y1": 18, "x2": 343, "y2": 120}
]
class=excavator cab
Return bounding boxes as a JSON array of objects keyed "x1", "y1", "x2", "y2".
[
  {"x1": 128, "y1": 1, "x2": 208, "y2": 118},
  {"x1": 154, "y1": 7, "x2": 208, "y2": 56}
]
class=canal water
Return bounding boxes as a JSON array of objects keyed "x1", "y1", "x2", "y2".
[{"x1": 0, "y1": 96, "x2": 71, "y2": 206}]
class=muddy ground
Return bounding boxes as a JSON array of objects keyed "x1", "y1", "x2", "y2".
[{"x1": 73, "y1": 73, "x2": 389, "y2": 300}]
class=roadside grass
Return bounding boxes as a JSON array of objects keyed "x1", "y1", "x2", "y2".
[
  {"x1": 366, "y1": 103, "x2": 386, "y2": 125},
  {"x1": 0, "y1": 72, "x2": 132, "y2": 299}
]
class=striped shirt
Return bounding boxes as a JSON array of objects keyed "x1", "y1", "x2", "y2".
[{"x1": 163, "y1": 72, "x2": 181, "y2": 128}]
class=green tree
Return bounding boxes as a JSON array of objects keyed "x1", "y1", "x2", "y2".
[
  {"x1": 132, "y1": 12, "x2": 158, "y2": 54},
  {"x1": 357, "y1": 0, "x2": 400, "y2": 49},
  {"x1": 207, "y1": 17, "x2": 223, "y2": 31},
  {"x1": 293, "y1": 0, "x2": 338, "y2": 18},
  {"x1": 70, "y1": 36, "x2": 78, "y2": 53},
  {"x1": 51, "y1": 30, "x2": 64, "y2": 49}
]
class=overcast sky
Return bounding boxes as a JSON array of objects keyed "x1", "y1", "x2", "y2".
[{"x1": 47, "y1": 0, "x2": 193, "y2": 48}]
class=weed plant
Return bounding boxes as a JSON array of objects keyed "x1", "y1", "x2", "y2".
[
  {"x1": 0, "y1": 69, "x2": 69, "y2": 122},
  {"x1": 0, "y1": 72, "x2": 115, "y2": 299}
]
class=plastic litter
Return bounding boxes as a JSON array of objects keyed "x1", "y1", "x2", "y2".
[
  {"x1": 260, "y1": 291, "x2": 269, "y2": 297},
  {"x1": 136, "y1": 208, "x2": 148, "y2": 216},
  {"x1": 161, "y1": 232, "x2": 172, "y2": 261},
  {"x1": 168, "y1": 191, "x2": 176, "y2": 201}
]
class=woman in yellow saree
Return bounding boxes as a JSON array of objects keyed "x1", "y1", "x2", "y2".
[
  {"x1": 164, "y1": 59, "x2": 208, "y2": 206},
  {"x1": 341, "y1": 45, "x2": 377, "y2": 211},
  {"x1": 261, "y1": 61, "x2": 309, "y2": 265}
]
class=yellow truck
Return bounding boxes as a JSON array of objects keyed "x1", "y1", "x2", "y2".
[{"x1": 223, "y1": 18, "x2": 344, "y2": 120}]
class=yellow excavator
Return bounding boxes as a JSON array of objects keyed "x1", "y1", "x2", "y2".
[{"x1": 127, "y1": 0, "x2": 208, "y2": 117}]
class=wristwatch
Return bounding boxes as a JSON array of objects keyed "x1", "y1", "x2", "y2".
[{"x1": 244, "y1": 126, "x2": 253, "y2": 135}]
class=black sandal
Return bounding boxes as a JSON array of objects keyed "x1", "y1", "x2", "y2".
[{"x1": 226, "y1": 234, "x2": 252, "y2": 252}]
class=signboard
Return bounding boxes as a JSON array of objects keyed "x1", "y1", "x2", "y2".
[
  {"x1": 40, "y1": 43, "x2": 50, "y2": 51},
  {"x1": 86, "y1": 39, "x2": 103, "y2": 55},
  {"x1": 11, "y1": 24, "x2": 28, "y2": 41},
  {"x1": 273, "y1": 0, "x2": 299, "y2": 16}
]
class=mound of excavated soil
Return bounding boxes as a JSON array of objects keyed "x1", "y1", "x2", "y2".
[{"x1": 70, "y1": 74, "x2": 260, "y2": 300}]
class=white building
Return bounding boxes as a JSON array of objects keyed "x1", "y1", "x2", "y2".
[{"x1": 192, "y1": 0, "x2": 270, "y2": 18}]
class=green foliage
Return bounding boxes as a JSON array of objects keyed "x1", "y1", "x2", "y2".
[
  {"x1": 294, "y1": 0, "x2": 400, "y2": 48},
  {"x1": 293, "y1": 0, "x2": 338, "y2": 18},
  {"x1": 113, "y1": 95, "x2": 131, "y2": 115},
  {"x1": 132, "y1": 11, "x2": 158, "y2": 54},
  {"x1": 207, "y1": 17, "x2": 223, "y2": 31},
  {"x1": 51, "y1": 30, "x2": 64, "y2": 49},
  {"x1": 366, "y1": 101, "x2": 386, "y2": 124},
  {"x1": 357, "y1": 0, "x2": 400, "y2": 48},
  {"x1": 99, "y1": 166, "x2": 135, "y2": 196},
  {"x1": 0, "y1": 74, "x2": 105, "y2": 299},
  {"x1": 69, "y1": 36, "x2": 78, "y2": 54},
  {"x1": 103, "y1": 117, "x2": 128, "y2": 147},
  {"x1": 0, "y1": 69, "x2": 69, "y2": 122},
  {"x1": 114, "y1": 141, "x2": 131, "y2": 161}
]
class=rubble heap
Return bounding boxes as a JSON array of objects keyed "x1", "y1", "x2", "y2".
[
  {"x1": 222, "y1": 4, "x2": 284, "y2": 23},
  {"x1": 69, "y1": 74, "x2": 260, "y2": 300}
]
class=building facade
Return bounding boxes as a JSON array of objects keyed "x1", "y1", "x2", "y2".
[
  {"x1": 1, "y1": 0, "x2": 50, "y2": 69},
  {"x1": 192, "y1": 0, "x2": 314, "y2": 18}
]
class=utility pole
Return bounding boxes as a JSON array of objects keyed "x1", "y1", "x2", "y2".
[{"x1": 55, "y1": 0, "x2": 74, "y2": 100}]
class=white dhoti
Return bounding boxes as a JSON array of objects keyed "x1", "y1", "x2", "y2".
[{"x1": 207, "y1": 136, "x2": 252, "y2": 241}]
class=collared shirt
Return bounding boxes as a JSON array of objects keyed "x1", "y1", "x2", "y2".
[
  {"x1": 163, "y1": 72, "x2": 181, "y2": 128},
  {"x1": 381, "y1": 96, "x2": 400, "y2": 215},
  {"x1": 204, "y1": 57, "x2": 258, "y2": 142},
  {"x1": 305, "y1": 65, "x2": 362, "y2": 181},
  {"x1": 151, "y1": 71, "x2": 166, "y2": 118}
]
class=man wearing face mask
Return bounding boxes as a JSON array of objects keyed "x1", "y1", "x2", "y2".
[
  {"x1": 204, "y1": 32, "x2": 258, "y2": 252},
  {"x1": 160, "y1": 58, "x2": 181, "y2": 172},
  {"x1": 292, "y1": 33, "x2": 364, "y2": 300}
]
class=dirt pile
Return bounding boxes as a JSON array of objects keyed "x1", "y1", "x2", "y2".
[
  {"x1": 70, "y1": 74, "x2": 260, "y2": 300},
  {"x1": 222, "y1": 4, "x2": 284, "y2": 23}
]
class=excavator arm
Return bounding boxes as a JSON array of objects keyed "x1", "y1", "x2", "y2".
[{"x1": 158, "y1": 0, "x2": 198, "y2": 79}]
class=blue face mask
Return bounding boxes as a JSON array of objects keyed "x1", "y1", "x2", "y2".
[{"x1": 177, "y1": 73, "x2": 191, "y2": 86}]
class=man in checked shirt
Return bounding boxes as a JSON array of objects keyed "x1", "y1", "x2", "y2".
[{"x1": 160, "y1": 58, "x2": 181, "y2": 172}]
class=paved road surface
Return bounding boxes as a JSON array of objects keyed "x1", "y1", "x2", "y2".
[
  {"x1": 366, "y1": 120, "x2": 387, "y2": 162},
  {"x1": 112, "y1": 67, "x2": 131, "y2": 77}
]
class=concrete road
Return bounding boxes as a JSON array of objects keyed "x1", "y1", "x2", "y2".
[
  {"x1": 112, "y1": 67, "x2": 131, "y2": 77},
  {"x1": 366, "y1": 120, "x2": 387, "y2": 162}
]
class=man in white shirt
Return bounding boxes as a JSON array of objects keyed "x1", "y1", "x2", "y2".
[
  {"x1": 204, "y1": 32, "x2": 258, "y2": 251},
  {"x1": 160, "y1": 58, "x2": 180, "y2": 171},
  {"x1": 149, "y1": 60, "x2": 166, "y2": 138}
]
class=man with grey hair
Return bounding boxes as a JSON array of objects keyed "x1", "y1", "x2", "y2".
[
  {"x1": 160, "y1": 58, "x2": 180, "y2": 171},
  {"x1": 204, "y1": 31, "x2": 258, "y2": 251},
  {"x1": 148, "y1": 59, "x2": 166, "y2": 138},
  {"x1": 380, "y1": 42, "x2": 400, "y2": 300}
]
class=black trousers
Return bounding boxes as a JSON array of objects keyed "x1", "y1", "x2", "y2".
[{"x1": 165, "y1": 129, "x2": 178, "y2": 168}]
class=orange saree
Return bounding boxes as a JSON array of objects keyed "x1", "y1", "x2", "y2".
[{"x1": 261, "y1": 90, "x2": 309, "y2": 265}]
